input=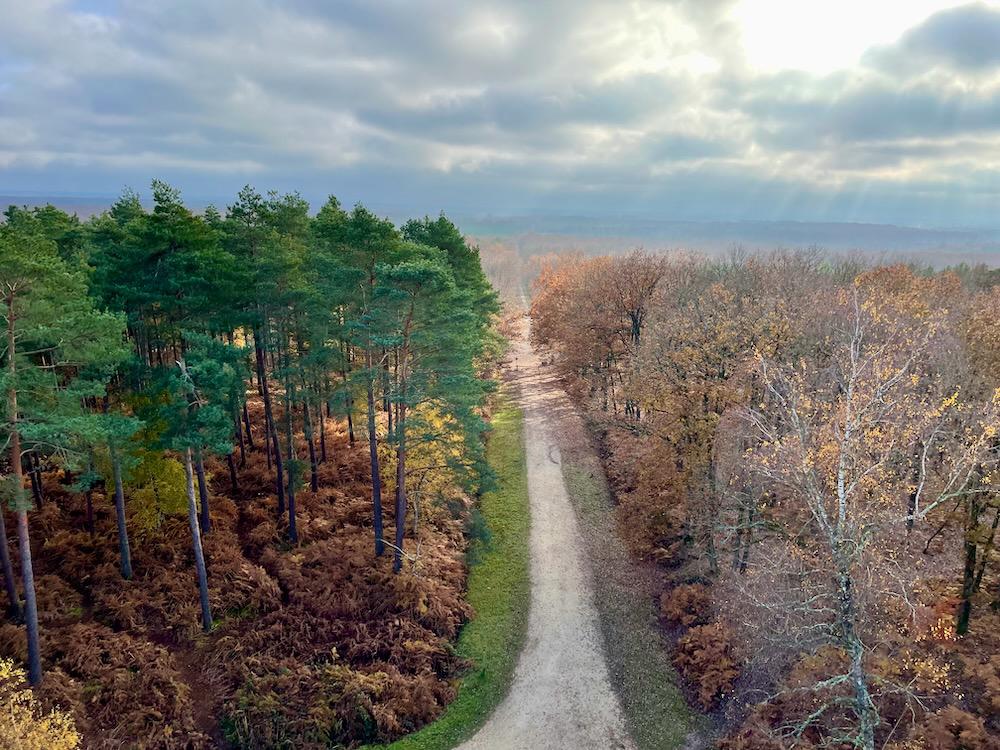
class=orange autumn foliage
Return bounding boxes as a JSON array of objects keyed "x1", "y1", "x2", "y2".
[{"x1": 531, "y1": 250, "x2": 1000, "y2": 747}]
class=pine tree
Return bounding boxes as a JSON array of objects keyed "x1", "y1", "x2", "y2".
[
  {"x1": 157, "y1": 334, "x2": 241, "y2": 632},
  {"x1": 0, "y1": 216, "x2": 127, "y2": 684},
  {"x1": 314, "y1": 201, "x2": 402, "y2": 556}
]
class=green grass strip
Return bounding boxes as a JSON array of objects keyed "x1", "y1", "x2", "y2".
[{"x1": 363, "y1": 390, "x2": 531, "y2": 750}]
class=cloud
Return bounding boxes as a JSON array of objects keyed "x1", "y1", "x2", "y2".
[
  {"x1": 867, "y1": 3, "x2": 1000, "y2": 72},
  {"x1": 0, "y1": 0, "x2": 998, "y2": 225}
]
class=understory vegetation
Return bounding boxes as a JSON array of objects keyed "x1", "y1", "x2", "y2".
[
  {"x1": 531, "y1": 250, "x2": 1000, "y2": 750},
  {"x1": 0, "y1": 183, "x2": 503, "y2": 748},
  {"x1": 369, "y1": 392, "x2": 531, "y2": 750}
]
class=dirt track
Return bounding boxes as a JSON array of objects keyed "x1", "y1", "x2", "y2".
[{"x1": 457, "y1": 326, "x2": 634, "y2": 750}]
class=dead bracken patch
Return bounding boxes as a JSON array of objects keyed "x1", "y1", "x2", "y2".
[{"x1": 0, "y1": 424, "x2": 473, "y2": 749}]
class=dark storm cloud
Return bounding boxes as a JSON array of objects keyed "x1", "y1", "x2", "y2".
[{"x1": 0, "y1": 0, "x2": 999, "y2": 225}]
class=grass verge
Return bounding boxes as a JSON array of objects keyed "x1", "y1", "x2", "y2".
[
  {"x1": 363, "y1": 390, "x2": 531, "y2": 750},
  {"x1": 561, "y1": 459, "x2": 701, "y2": 750}
]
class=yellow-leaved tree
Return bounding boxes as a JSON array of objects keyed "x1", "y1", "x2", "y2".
[{"x1": 0, "y1": 658, "x2": 80, "y2": 749}]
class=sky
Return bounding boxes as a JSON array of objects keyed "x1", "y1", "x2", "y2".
[{"x1": 2, "y1": 0, "x2": 1000, "y2": 226}]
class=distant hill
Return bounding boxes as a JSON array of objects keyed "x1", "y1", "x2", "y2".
[
  {"x1": 462, "y1": 215, "x2": 1000, "y2": 267},
  {"x1": 3, "y1": 195, "x2": 997, "y2": 266}
]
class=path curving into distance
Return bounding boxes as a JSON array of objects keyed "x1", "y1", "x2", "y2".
[{"x1": 457, "y1": 324, "x2": 634, "y2": 750}]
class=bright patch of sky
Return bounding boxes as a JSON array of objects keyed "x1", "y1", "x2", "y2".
[{"x1": 732, "y1": 0, "x2": 979, "y2": 73}]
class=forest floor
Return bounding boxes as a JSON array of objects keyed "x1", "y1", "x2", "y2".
[
  {"x1": 1, "y1": 405, "x2": 478, "y2": 750},
  {"x1": 456, "y1": 320, "x2": 680, "y2": 750}
]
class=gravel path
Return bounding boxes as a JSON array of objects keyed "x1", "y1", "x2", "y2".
[{"x1": 457, "y1": 329, "x2": 634, "y2": 750}]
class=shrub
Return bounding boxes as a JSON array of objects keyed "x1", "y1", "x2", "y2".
[
  {"x1": 673, "y1": 621, "x2": 740, "y2": 708},
  {"x1": 0, "y1": 657, "x2": 80, "y2": 750},
  {"x1": 901, "y1": 706, "x2": 1000, "y2": 750},
  {"x1": 660, "y1": 583, "x2": 710, "y2": 627}
]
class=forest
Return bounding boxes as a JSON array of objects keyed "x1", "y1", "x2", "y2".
[
  {"x1": 0, "y1": 182, "x2": 500, "y2": 749},
  {"x1": 531, "y1": 250, "x2": 1000, "y2": 750}
]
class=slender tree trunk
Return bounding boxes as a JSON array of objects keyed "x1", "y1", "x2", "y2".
[
  {"x1": 958, "y1": 496, "x2": 980, "y2": 636},
  {"x1": 109, "y1": 444, "x2": 133, "y2": 580},
  {"x1": 254, "y1": 329, "x2": 285, "y2": 514},
  {"x1": 26, "y1": 454, "x2": 42, "y2": 509},
  {"x1": 366, "y1": 349, "x2": 384, "y2": 557},
  {"x1": 242, "y1": 401, "x2": 255, "y2": 451},
  {"x1": 324, "y1": 376, "x2": 332, "y2": 421},
  {"x1": 906, "y1": 442, "x2": 921, "y2": 535},
  {"x1": 393, "y1": 320, "x2": 412, "y2": 574},
  {"x1": 739, "y1": 503, "x2": 754, "y2": 574},
  {"x1": 16, "y1": 510, "x2": 41, "y2": 685},
  {"x1": 304, "y1": 400, "x2": 319, "y2": 492},
  {"x1": 184, "y1": 449, "x2": 213, "y2": 632},
  {"x1": 227, "y1": 452, "x2": 239, "y2": 495},
  {"x1": 254, "y1": 329, "x2": 272, "y2": 469},
  {"x1": 837, "y1": 557, "x2": 877, "y2": 750},
  {"x1": 6, "y1": 301, "x2": 39, "y2": 682},
  {"x1": 271, "y1": 422, "x2": 285, "y2": 515},
  {"x1": 234, "y1": 412, "x2": 246, "y2": 468},
  {"x1": 32, "y1": 453, "x2": 43, "y2": 506},
  {"x1": 973, "y1": 505, "x2": 1000, "y2": 593},
  {"x1": 284, "y1": 373, "x2": 298, "y2": 543},
  {"x1": 732, "y1": 503, "x2": 746, "y2": 571},
  {"x1": 393, "y1": 385, "x2": 408, "y2": 573},
  {"x1": 0, "y1": 511, "x2": 20, "y2": 622},
  {"x1": 382, "y1": 351, "x2": 390, "y2": 414},
  {"x1": 342, "y1": 369, "x2": 355, "y2": 445},
  {"x1": 195, "y1": 447, "x2": 211, "y2": 534},
  {"x1": 319, "y1": 401, "x2": 328, "y2": 464},
  {"x1": 386, "y1": 389, "x2": 393, "y2": 437}
]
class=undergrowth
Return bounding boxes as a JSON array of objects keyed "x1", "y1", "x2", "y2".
[
  {"x1": 0, "y1": 405, "x2": 480, "y2": 749},
  {"x1": 363, "y1": 390, "x2": 530, "y2": 750}
]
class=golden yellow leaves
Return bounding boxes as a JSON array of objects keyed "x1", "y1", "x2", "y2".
[{"x1": 0, "y1": 658, "x2": 80, "y2": 750}]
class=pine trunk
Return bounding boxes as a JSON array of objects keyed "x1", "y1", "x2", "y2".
[
  {"x1": 255, "y1": 329, "x2": 285, "y2": 514},
  {"x1": 16, "y1": 510, "x2": 41, "y2": 685},
  {"x1": 393, "y1": 321, "x2": 412, "y2": 575},
  {"x1": 195, "y1": 447, "x2": 211, "y2": 534},
  {"x1": 234, "y1": 412, "x2": 246, "y2": 467},
  {"x1": 0, "y1": 511, "x2": 21, "y2": 621},
  {"x1": 26, "y1": 454, "x2": 42, "y2": 509},
  {"x1": 304, "y1": 399, "x2": 319, "y2": 493},
  {"x1": 285, "y1": 386, "x2": 298, "y2": 543},
  {"x1": 227, "y1": 452, "x2": 239, "y2": 495},
  {"x1": 184, "y1": 449, "x2": 213, "y2": 632},
  {"x1": 7, "y1": 296, "x2": 41, "y2": 683},
  {"x1": 393, "y1": 394, "x2": 408, "y2": 573},
  {"x1": 343, "y1": 369, "x2": 355, "y2": 445},
  {"x1": 271, "y1": 422, "x2": 285, "y2": 516},
  {"x1": 110, "y1": 444, "x2": 134, "y2": 579},
  {"x1": 366, "y1": 349, "x2": 385, "y2": 557},
  {"x1": 242, "y1": 401, "x2": 254, "y2": 451},
  {"x1": 319, "y1": 402, "x2": 327, "y2": 464}
]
